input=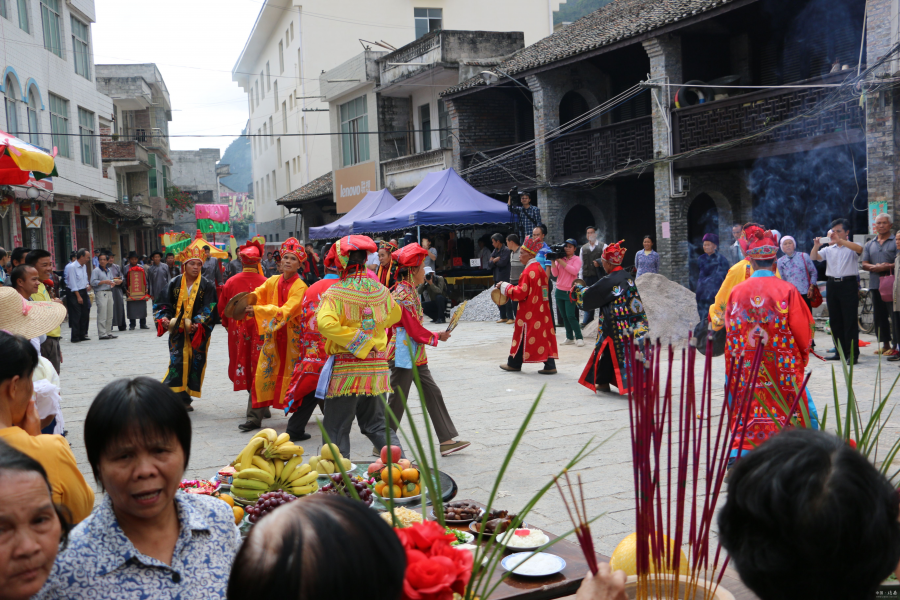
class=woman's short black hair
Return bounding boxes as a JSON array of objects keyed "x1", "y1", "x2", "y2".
[
  {"x1": 718, "y1": 428, "x2": 900, "y2": 600},
  {"x1": 84, "y1": 377, "x2": 192, "y2": 485},
  {"x1": 0, "y1": 439, "x2": 71, "y2": 547},
  {"x1": 228, "y1": 494, "x2": 405, "y2": 600},
  {"x1": 643, "y1": 234, "x2": 653, "y2": 242},
  {"x1": 0, "y1": 331, "x2": 39, "y2": 384},
  {"x1": 347, "y1": 249, "x2": 368, "y2": 266}
]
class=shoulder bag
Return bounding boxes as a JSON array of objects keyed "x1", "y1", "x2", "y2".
[
  {"x1": 806, "y1": 254, "x2": 823, "y2": 308},
  {"x1": 880, "y1": 266, "x2": 895, "y2": 302}
]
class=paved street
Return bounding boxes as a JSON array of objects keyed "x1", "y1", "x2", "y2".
[{"x1": 59, "y1": 304, "x2": 900, "y2": 556}]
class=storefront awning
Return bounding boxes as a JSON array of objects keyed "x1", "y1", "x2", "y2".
[{"x1": 308, "y1": 188, "x2": 398, "y2": 240}]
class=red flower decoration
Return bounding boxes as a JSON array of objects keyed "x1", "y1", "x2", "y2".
[{"x1": 395, "y1": 521, "x2": 473, "y2": 600}]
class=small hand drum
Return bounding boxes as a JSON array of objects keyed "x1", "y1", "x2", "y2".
[{"x1": 491, "y1": 287, "x2": 509, "y2": 306}]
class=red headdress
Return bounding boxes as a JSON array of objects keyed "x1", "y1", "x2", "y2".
[
  {"x1": 520, "y1": 236, "x2": 544, "y2": 256},
  {"x1": 238, "y1": 239, "x2": 264, "y2": 265},
  {"x1": 745, "y1": 229, "x2": 778, "y2": 261},
  {"x1": 332, "y1": 235, "x2": 378, "y2": 270},
  {"x1": 279, "y1": 237, "x2": 307, "y2": 263},
  {"x1": 602, "y1": 240, "x2": 627, "y2": 266},
  {"x1": 738, "y1": 223, "x2": 765, "y2": 254},
  {"x1": 391, "y1": 243, "x2": 429, "y2": 268}
]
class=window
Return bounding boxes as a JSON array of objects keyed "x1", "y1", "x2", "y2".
[
  {"x1": 282, "y1": 101, "x2": 287, "y2": 133},
  {"x1": 419, "y1": 103, "x2": 432, "y2": 152},
  {"x1": 265, "y1": 174, "x2": 270, "y2": 200},
  {"x1": 414, "y1": 8, "x2": 441, "y2": 39},
  {"x1": 5, "y1": 77, "x2": 18, "y2": 137},
  {"x1": 272, "y1": 169, "x2": 276, "y2": 198},
  {"x1": 40, "y1": 0, "x2": 62, "y2": 57},
  {"x1": 260, "y1": 72, "x2": 265, "y2": 98},
  {"x1": 339, "y1": 95, "x2": 369, "y2": 166},
  {"x1": 268, "y1": 116, "x2": 273, "y2": 141},
  {"x1": 290, "y1": 22, "x2": 294, "y2": 41},
  {"x1": 297, "y1": 48, "x2": 302, "y2": 81},
  {"x1": 148, "y1": 153, "x2": 158, "y2": 196},
  {"x1": 285, "y1": 162, "x2": 290, "y2": 193},
  {"x1": 438, "y1": 99, "x2": 451, "y2": 149},
  {"x1": 116, "y1": 172, "x2": 125, "y2": 201},
  {"x1": 262, "y1": 122, "x2": 267, "y2": 148},
  {"x1": 0, "y1": 1, "x2": 7, "y2": 20},
  {"x1": 275, "y1": 233, "x2": 279, "y2": 242},
  {"x1": 292, "y1": 157, "x2": 296, "y2": 173},
  {"x1": 273, "y1": 80, "x2": 278, "y2": 109},
  {"x1": 16, "y1": 0, "x2": 27, "y2": 32},
  {"x1": 289, "y1": 93, "x2": 293, "y2": 110},
  {"x1": 26, "y1": 89, "x2": 39, "y2": 145},
  {"x1": 250, "y1": 88, "x2": 254, "y2": 113},
  {"x1": 78, "y1": 107, "x2": 95, "y2": 166},
  {"x1": 162, "y1": 165, "x2": 168, "y2": 194},
  {"x1": 49, "y1": 93, "x2": 69, "y2": 157},
  {"x1": 278, "y1": 40, "x2": 284, "y2": 73},
  {"x1": 255, "y1": 80, "x2": 260, "y2": 106},
  {"x1": 71, "y1": 16, "x2": 90, "y2": 79},
  {"x1": 266, "y1": 61, "x2": 271, "y2": 91},
  {"x1": 277, "y1": 137, "x2": 281, "y2": 164}
]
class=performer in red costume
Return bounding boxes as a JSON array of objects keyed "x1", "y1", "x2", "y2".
[
  {"x1": 386, "y1": 243, "x2": 469, "y2": 456},
  {"x1": 724, "y1": 229, "x2": 818, "y2": 461},
  {"x1": 496, "y1": 236, "x2": 558, "y2": 374},
  {"x1": 283, "y1": 243, "x2": 341, "y2": 442},
  {"x1": 218, "y1": 239, "x2": 269, "y2": 432}
]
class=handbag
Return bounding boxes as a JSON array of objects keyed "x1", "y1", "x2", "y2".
[
  {"x1": 806, "y1": 255, "x2": 823, "y2": 308},
  {"x1": 879, "y1": 266, "x2": 895, "y2": 303}
]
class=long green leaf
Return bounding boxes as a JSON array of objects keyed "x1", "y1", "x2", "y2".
[{"x1": 315, "y1": 419, "x2": 362, "y2": 502}]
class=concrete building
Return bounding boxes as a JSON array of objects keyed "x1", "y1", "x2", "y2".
[
  {"x1": 170, "y1": 148, "x2": 222, "y2": 233},
  {"x1": 95, "y1": 63, "x2": 174, "y2": 257},
  {"x1": 0, "y1": 0, "x2": 116, "y2": 268},
  {"x1": 231, "y1": 0, "x2": 564, "y2": 242}
]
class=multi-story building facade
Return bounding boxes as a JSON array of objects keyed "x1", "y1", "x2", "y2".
[
  {"x1": 0, "y1": 0, "x2": 116, "y2": 268},
  {"x1": 170, "y1": 148, "x2": 223, "y2": 233},
  {"x1": 232, "y1": 0, "x2": 564, "y2": 242},
  {"x1": 95, "y1": 63, "x2": 174, "y2": 257}
]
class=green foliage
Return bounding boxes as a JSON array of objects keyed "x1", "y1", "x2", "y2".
[
  {"x1": 231, "y1": 216, "x2": 254, "y2": 240},
  {"x1": 554, "y1": 0, "x2": 616, "y2": 24}
]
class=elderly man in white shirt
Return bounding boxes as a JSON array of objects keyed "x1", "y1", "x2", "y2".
[{"x1": 811, "y1": 218, "x2": 863, "y2": 363}]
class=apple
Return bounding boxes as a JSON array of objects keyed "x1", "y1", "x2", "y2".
[
  {"x1": 380, "y1": 445, "x2": 402, "y2": 464},
  {"x1": 398, "y1": 458, "x2": 412, "y2": 470},
  {"x1": 367, "y1": 462, "x2": 385, "y2": 475}
]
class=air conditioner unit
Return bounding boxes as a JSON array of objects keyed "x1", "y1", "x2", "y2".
[{"x1": 673, "y1": 175, "x2": 690, "y2": 195}]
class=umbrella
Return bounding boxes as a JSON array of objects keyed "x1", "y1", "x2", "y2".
[{"x1": 0, "y1": 130, "x2": 57, "y2": 185}]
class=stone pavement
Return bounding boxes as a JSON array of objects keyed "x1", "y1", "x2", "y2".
[{"x1": 59, "y1": 305, "x2": 900, "y2": 556}]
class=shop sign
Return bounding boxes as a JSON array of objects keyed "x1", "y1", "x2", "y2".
[{"x1": 334, "y1": 161, "x2": 377, "y2": 213}]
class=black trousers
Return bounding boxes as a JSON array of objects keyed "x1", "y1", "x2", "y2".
[
  {"x1": 422, "y1": 295, "x2": 447, "y2": 322},
  {"x1": 871, "y1": 288, "x2": 893, "y2": 347},
  {"x1": 826, "y1": 278, "x2": 859, "y2": 360},
  {"x1": 893, "y1": 311, "x2": 900, "y2": 350},
  {"x1": 507, "y1": 337, "x2": 556, "y2": 371},
  {"x1": 67, "y1": 289, "x2": 91, "y2": 341},
  {"x1": 581, "y1": 274, "x2": 600, "y2": 325},
  {"x1": 285, "y1": 392, "x2": 322, "y2": 437}
]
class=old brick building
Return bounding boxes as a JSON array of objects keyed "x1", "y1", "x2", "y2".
[{"x1": 442, "y1": 0, "x2": 881, "y2": 287}]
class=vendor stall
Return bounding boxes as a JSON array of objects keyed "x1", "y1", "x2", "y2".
[{"x1": 308, "y1": 188, "x2": 398, "y2": 240}]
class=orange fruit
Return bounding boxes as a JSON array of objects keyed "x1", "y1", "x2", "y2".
[
  {"x1": 401, "y1": 468, "x2": 419, "y2": 483},
  {"x1": 219, "y1": 494, "x2": 235, "y2": 507},
  {"x1": 381, "y1": 467, "x2": 402, "y2": 485},
  {"x1": 232, "y1": 505, "x2": 245, "y2": 525},
  {"x1": 402, "y1": 482, "x2": 420, "y2": 497},
  {"x1": 374, "y1": 481, "x2": 387, "y2": 496}
]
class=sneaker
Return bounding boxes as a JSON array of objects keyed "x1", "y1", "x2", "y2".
[
  {"x1": 440, "y1": 441, "x2": 471, "y2": 456},
  {"x1": 562, "y1": 339, "x2": 575, "y2": 345},
  {"x1": 576, "y1": 339, "x2": 585, "y2": 347},
  {"x1": 888, "y1": 353, "x2": 900, "y2": 362}
]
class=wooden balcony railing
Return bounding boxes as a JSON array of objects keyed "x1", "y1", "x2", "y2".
[
  {"x1": 461, "y1": 143, "x2": 536, "y2": 191},
  {"x1": 548, "y1": 116, "x2": 653, "y2": 180}
]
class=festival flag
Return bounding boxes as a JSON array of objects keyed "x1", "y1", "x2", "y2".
[{"x1": 195, "y1": 204, "x2": 231, "y2": 235}]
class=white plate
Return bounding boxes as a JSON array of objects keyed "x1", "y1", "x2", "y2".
[
  {"x1": 497, "y1": 528, "x2": 550, "y2": 551},
  {"x1": 453, "y1": 531, "x2": 475, "y2": 544},
  {"x1": 501, "y1": 552, "x2": 566, "y2": 577}
]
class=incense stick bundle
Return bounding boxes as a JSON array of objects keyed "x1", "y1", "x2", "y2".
[{"x1": 555, "y1": 472, "x2": 599, "y2": 575}]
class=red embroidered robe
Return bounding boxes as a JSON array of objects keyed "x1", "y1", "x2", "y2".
[
  {"x1": 217, "y1": 268, "x2": 267, "y2": 392},
  {"x1": 723, "y1": 270, "x2": 817, "y2": 453},
  {"x1": 499, "y1": 259, "x2": 558, "y2": 363}
]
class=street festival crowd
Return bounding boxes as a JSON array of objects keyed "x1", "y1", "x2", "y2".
[{"x1": 1, "y1": 201, "x2": 900, "y2": 600}]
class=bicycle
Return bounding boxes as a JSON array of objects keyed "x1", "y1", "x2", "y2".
[{"x1": 858, "y1": 288, "x2": 876, "y2": 335}]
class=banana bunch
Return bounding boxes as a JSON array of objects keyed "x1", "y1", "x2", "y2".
[
  {"x1": 276, "y1": 456, "x2": 320, "y2": 496},
  {"x1": 230, "y1": 429, "x2": 313, "y2": 501},
  {"x1": 308, "y1": 443, "x2": 352, "y2": 475}
]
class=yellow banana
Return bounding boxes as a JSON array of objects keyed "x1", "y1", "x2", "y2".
[
  {"x1": 289, "y1": 482, "x2": 317, "y2": 496},
  {"x1": 274, "y1": 432, "x2": 290, "y2": 447},
  {"x1": 277, "y1": 447, "x2": 304, "y2": 460},
  {"x1": 251, "y1": 456, "x2": 275, "y2": 476},
  {"x1": 291, "y1": 471, "x2": 318, "y2": 487},
  {"x1": 286, "y1": 464, "x2": 313, "y2": 483},
  {"x1": 282, "y1": 456, "x2": 304, "y2": 476},
  {"x1": 238, "y1": 437, "x2": 266, "y2": 474},
  {"x1": 231, "y1": 477, "x2": 270, "y2": 491},
  {"x1": 231, "y1": 487, "x2": 263, "y2": 500},
  {"x1": 253, "y1": 428, "x2": 277, "y2": 444},
  {"x1": 236, "y1": 467, "x2": 275, "y2": 485},
  {"x1": 274, "y1": 459, "x2": 284, "y2": 481}
]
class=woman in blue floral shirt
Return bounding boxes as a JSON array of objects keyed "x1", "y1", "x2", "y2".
[
  {"x1": 777, "y1": 235, "x2": 818, "y2": 310},
  {"x1": 635, "y1": 236, "x2": 660, "y2": 278},
  {"x1": 38, "y1": 377, "x2": 240, "y2": 600}
]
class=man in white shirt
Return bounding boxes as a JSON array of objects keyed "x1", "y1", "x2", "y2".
[
  {"x1": 811, "y1": 218, "x2": 863, "y2": 363},
  {"x1": 579, "y1": 226, "x2": 604, "y2": 328},
  {"x1": 728, "y1": 223, "x2": 745, "y2": 266},
  {"x1": 63, "y1": 248, "x2": 92, "y2": 343}
]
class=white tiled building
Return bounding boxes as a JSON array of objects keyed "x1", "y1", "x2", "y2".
[{"x1": 0, "y1": 0, "x2": 115, "y2": 268}]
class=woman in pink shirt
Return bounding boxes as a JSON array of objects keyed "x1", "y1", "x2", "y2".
[{"x1": 551, "y1": 239, "x2": 584, "y2": 346}]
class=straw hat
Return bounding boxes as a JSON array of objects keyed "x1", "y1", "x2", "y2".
[{"x1": 0, "y1": 287, "x2": 67, "y2": 340}]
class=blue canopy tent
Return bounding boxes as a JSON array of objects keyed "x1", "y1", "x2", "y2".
[
  {"x1": 352, "y1": 168, "x2": 510, "y2": 234},
  {"x1": 308, "y1": 188, "x2": 398, "y2": 240}
]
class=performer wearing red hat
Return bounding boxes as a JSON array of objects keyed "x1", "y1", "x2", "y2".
[
  {"x1": 218, "y1": 239, "x2": 269, "y2": 431},
  {"x1": 244, "y1": 237, "x2": 309, "y2": 422},
  {"x1": 724, "y1": 229, "x2": 817, "y2": 459},
  {"x1": 576, "y1": 240, "x2": 650, "y2": 395},
  {"x1": 387, "y1": 243, "x2": 469, "y2": 456},
  {"x1": 316, "y1": 235, "x2": 402, "y2": 458},
  {"x1": 496, "y1": 236, "x2": 559, "y2": 374}
]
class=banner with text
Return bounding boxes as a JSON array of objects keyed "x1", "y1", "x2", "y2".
[{"x1": 334, "y1": 161, "x2": 377, "y2": 214}]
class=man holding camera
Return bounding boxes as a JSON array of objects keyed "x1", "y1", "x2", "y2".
[
  {"x1": 508, "y1": 187, "x2": 542, "y2": 244},
  {"x1": 418, "y1": 267, "x2": 449, "y2": 324}
]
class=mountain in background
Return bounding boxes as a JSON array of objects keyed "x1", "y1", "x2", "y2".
[
  {"x1": 554, "y1": 0, "x2": 616, "y2": 24},
  {"x1": 219, "y1": 127, "x2": 252, "y2": 194}
]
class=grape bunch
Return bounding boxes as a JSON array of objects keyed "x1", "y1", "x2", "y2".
[
  {"x1": 320, "y1": 474, "x2": 376, "y2": 506},
  {"x1": 246, "y1": 490, "x2": 298, "y2": 523}
]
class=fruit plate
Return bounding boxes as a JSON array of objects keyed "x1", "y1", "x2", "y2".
[
  {"x1": 495, "y1": 528, "x2": 550, "y2": 552},
  {"x1": 469, "y1": 520, "x2": 529, "y2": 539},
  {"x1": 501, "y1": 552, "x2": 566, "y2": 577},
  {"x1": 315, "y1": 463, "x2": 360, "y2": 481},
  {"x1": 430, "y1": 507, "x2": 484, "y2": 525}
]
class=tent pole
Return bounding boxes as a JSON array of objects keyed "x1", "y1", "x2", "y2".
[{"x1": 417, "y1": 225, "x2": 421, "y2": 242}]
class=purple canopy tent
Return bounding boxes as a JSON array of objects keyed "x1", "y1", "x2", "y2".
[
  {"x1": 308, "y1": 188, "x2": 398, "y2": 240},
  {"x1": 352, "y1": 168, "x2": 509, "y2": 234}
]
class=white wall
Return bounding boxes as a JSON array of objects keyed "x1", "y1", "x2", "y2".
[
  {"x1": 0, "y1": 0, "x2": 115, "y2": 203},
  {"x1": 234, "y1": 0, "x2": 559, "y2": 224}
]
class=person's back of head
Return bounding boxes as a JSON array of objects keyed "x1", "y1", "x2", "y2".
[
  {"x1": 228, "y1": 494, "x2": 405, "y2": 600},
  {"x1": 719, "y1": 428, "x2": 900, "y2": 600}
]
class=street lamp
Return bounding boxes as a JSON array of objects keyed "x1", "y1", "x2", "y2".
[{"x1": 26, "y1": 186, "x2": 39, "y2": 214}]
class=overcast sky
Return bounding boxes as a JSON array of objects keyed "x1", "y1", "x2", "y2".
[{"x1": 93, "y1": 0, "x2": 262, "y2": 154}]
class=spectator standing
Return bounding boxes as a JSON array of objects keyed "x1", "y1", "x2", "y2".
[
  {"x1": 811, "y1": 218, "x2": 863, "y2": 363},
  {"x1": 0, "y1": 247, "x2": 8, "y2": 285},
  {"x1": 10, "y1": 246, "x2": 29, "y2": 271},
  {"x1": 89, "y1": 253, "x2": 117, "y2": 341},
  {"x1": 11, "y1": 264, "x2": 40, "y2": 300},
  {"x1": 224, "y1": 252, "x2": 242, "y2": 281},
  {"x1": 26, "y1": 249, "x2": 63, "y2": 372},
  {"x1": 893, "y1": 230, "x2": 900, "y2": 362},
  {"x1": 635, "y1": 235, "x2": 660, "y2": 278},
  {"x1": 489, "y1": 233, "x2": 512, "y2": 323},
  {"x1": 506, "y1": 234, "x2": 523, "y2": 320},
  {"x1": 145, "y1": 250, "x2": 171, "y2": 305},
  {"x1": 579, "y1": 226, "x2": 604, "y2": 328},
  {"x1": 303, "y1": 243, "x2": 321, "y2": 285},
  {"x1": 695, "y1": 234, "x2": 730, "y2": 320},
  {"x1": 551, "y1": 239, "x2": 584, "y2": 346},
  {"x1": 777, "y1": 235, "x2": 819, "y2": 311},
  {"x1": 165, "y1": 252, "x2": 180, "y2": 279},
  {"x1": 861, "y1": 213, "x2": 896, "y2": 355},
  {"x1": 91, "y1": 248, "x2": 100, "y2": 269},
  {"x1": 63, "y1": 249, "x2": 91, "y2": 343},
  {"x1": 418, "y1": 267, "x2": 448, "y2": 324},
  {"x1": 422, "y1": 235, "x2": 437, "y2": 270},
  {"x1": 727, "y1": 223, "x2": 745, "y2": 265},
  {"x1": 478, "y1": 239, "x2": 492, "y2": 269},
  {"x1": 107, "y1": 252, "x2": 127, "y2": 332},
  {"x1": 507, "y1": 191, "x2": 542, "y2": 244},
  {"x1": 201, "y1": 247, "x2": 223, "y2": 287}
]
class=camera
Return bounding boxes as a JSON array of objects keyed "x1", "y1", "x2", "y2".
[
  {"x1": 545, "y1": 243, "x2": 567, "y2": 261},
  {"x1": 426, "y1": 273, "x2": 433, "y2": 281},
  {"x1": 509, "y1": 186, "x2": 518, "y2": 199}
]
